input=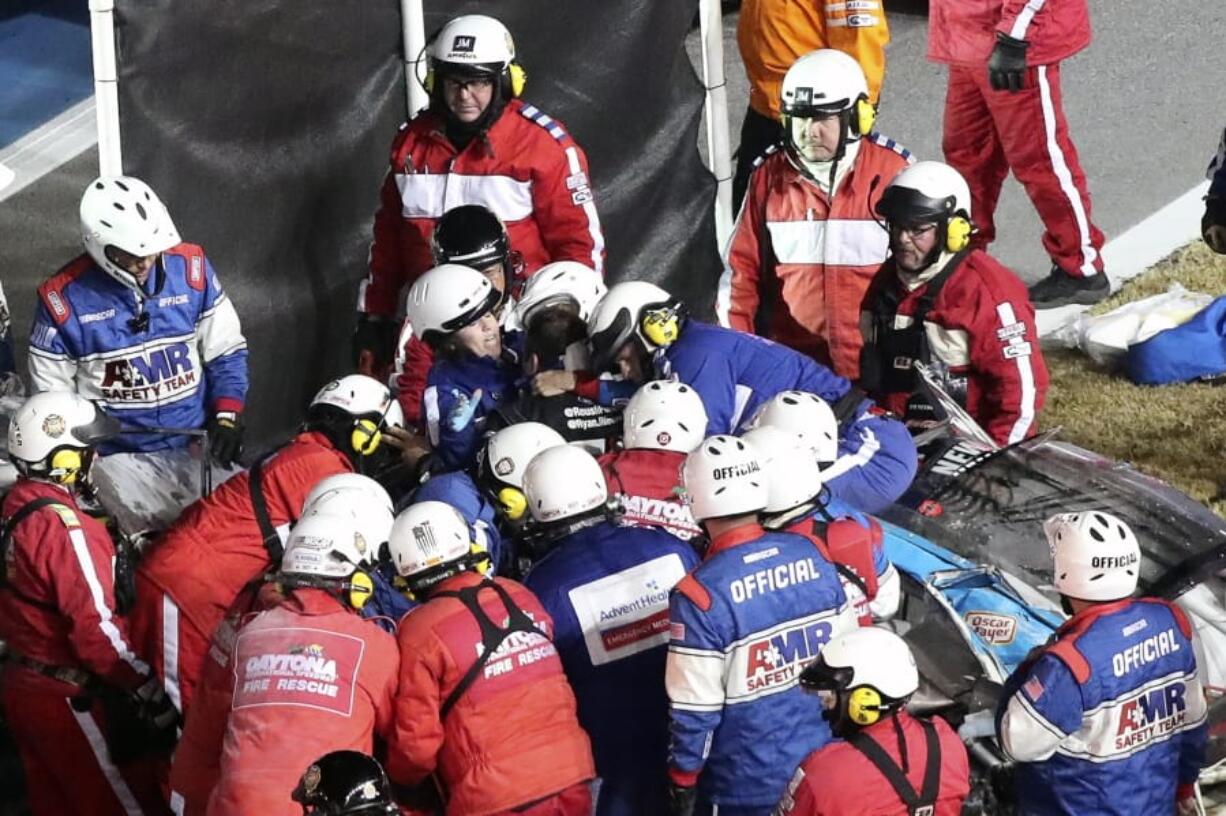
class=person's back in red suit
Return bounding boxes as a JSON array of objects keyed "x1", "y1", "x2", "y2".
[
  {"x1": 387, "y1": 572, "x2": 595, "y2": 815},
  {"x1": 599, "y1": 448, "x2": 702, "y2": 542},
  {"x1": 129, "y1": 430, "x2": 352, "y2": 714}
]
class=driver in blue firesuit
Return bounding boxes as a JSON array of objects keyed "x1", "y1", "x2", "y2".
[
  {"x1": 580, "y1": 281, "x2": 917, "y2": 514},
  {"x1": 665, "y1": 435, "x2": 859, "y2": 815},
  {"x1": 520, "y1": 444, "x2": 700, "y2": 815},
  {"x1": 996, "y1": 511, "x2": 1207, "y2": 816}
]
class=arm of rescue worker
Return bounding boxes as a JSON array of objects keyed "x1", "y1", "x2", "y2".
[
  {"x1": 823, "y1": 409, "x2": 918, "y2": 514},
  {"x1": 776, "y1": 760, "x2": 826, "y2": 816},
  {"x1": 661, "y1": 341, "x2": 739, "y2": 436},
  {"x1": 996, "y1": 653, "x2": 1083, "y2": 763},
  {"x1": 359, "y1": 168, "x2": 413, "y2": 320},
  {"x1": 967, "y1": 286, "x2": 1046, "y2": 446},
  {"x1": 665, "y1": 576, "x2": 728, "y2": 790},
  {"x1": 1176, "y1": 620, "x2": 1210, "y2": 802},
  {"x1": 386, "y1": 626, "x2": 449, "y2": 786},
  {"x1": 530, "y1": 134, "x2": 605, "y2": 275},
  {"x1": 719, "y1": 165, "x2": 770, "y2": 332},
  {"x1": 395, "y1": 329, "x2": 434, "y2": 428},
  {"x1": 37, "y1": 510, "x2": 151, "y2": 691},
  {"x1": 27, "y1": 295, "x2": 80, "y2": 393},
  {"x1": 197, "y1": 254, "x2": 249, "y2": 416},
  {"x1": 422, "y1": 383, "x2": 485, "y2": 471},
  {"x1": 994, "y1": 0, "x2": 1046, "y2": 49},
  {"x1": 822, "y1": 0, "x2": 890, "y2": 104}
]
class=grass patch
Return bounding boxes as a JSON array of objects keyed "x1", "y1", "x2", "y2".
[{"x1": 1040, "y1": 241, "x2": 1226, "y2": 517}]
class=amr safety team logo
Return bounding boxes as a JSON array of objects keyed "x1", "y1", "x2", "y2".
[
  {"x1": 98, "y1": 342, "x2": 197, "y2": 404},
  {"x1": 1112, "y1": 681, "x2": 1191, "y2": 751}
]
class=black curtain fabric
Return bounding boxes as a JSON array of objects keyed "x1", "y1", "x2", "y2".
[{"x1": 114, "y1": 0, "x2": 720, "y2": 445}]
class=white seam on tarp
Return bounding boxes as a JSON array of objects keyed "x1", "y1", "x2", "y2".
[{"x1": 0, "y1": 97, "x2": 97, "y2": 204}]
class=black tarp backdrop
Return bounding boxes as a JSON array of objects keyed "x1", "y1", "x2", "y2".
[{"x1": 114, "y1": 0, "x2": 720, "y2": 447}]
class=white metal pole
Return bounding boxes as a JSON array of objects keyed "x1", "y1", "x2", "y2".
[
  {"x1": 89, "y1": 0, "x2": 123, "y2": 175},
  {"x1": 401, "y1": 0, "x2": 428, "y2": 120},
  {"x1": 698, "y1": 0, "x2": 734, "y2": 251}
]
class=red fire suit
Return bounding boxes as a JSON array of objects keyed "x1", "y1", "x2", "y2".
[
  {"x1": 598, "y1": 448, "x2": 701, "y2": 542},
  {"x1": 129, "y1": 430, "x2": 352, "y2": 715},
  {"x1": 205, "y1": 588, "x2": 398, "y2": 815},
  {"x1": 0, "y1": 479, "x2": 166, "y2": 815},
  {"x1": 721, "y1": 137, "x2": 911, "y2": 378},
  {"x1": 387, "y1": 572, "x2": 594, "y2": 815},
  {"x1": 358, "y1": 99, "x2": 605, "y2": 320},
  {"x1": 928, "y1": 0, "x2": 1103, "y2": 278},
  {"x1": 778, "y1": 711, "x2": 970, "y2": 815},
  {"x1": 861, "y1": 250, "x2": 1048, "y2": 445}
]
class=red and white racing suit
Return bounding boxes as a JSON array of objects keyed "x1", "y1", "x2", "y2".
[
  {"x1": 358, "y1": 99, "x2": 605, "y2": 321},
  {"x1": 598, "y1": 448, "x2": 702, "y2": 542},
  {"x1": 928, "y1": 0, "x2": 1103, "y2": 278},
  {"x1": 129, "y1": 431, "x2": 352, "y2": 715},
  {"x1": 0, "y1": 479, "x2": 166, "y2": 815},
  {"x1": 206, "y1": 588, "x2": 399, "y2": 816}
]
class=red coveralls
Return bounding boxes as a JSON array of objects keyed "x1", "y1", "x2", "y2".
[
  {"x1": 387, "y1": 572, "x2": 595, "y2": 815},
  {"x1": 128, "y1": 431, "x2": 351, "y2": 714},
  {"x1": 598, "y1": 448, "x2": 702, "y2": 542},
  {"x1": 928, "y1": 0, "x2": 1103, "y2": 278},
  {"x1": 778, "y1": 711, "x2": 970, "y2": 815},
  {"x1": 205, "y1": 588, "x2": 399, "y2": 815},
  {"x1": 0, "y1": 479, "x2": 167, "y2": 815}
]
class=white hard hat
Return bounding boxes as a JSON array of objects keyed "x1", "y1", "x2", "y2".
[
  {"x1": 780, "y1": 49, "x2": 869, "y2": 117},
  {"x1": 522, "y1": 444, "x2": 608, "y2": 523},
  {"x1": 587, "y1": 281, "x2": 677, "y2": 370},
  {"x1": 80, "y1": 176, "x2": 181, "y2": 292},
  {"x1": 877, "y1": 160, "x2": 973, "y2": 223},
  {"x1": 281, "y1": 513, "x2": 370, "y2": 578},
  {"x1": 479, "y1": 422, "x2": 566, "y2": 490},
  {"x1": 387, "y1": 501, "x2": 473, "y2": 578},
  {"x1": 405, "y1": 263, "x2": 500, "y2": 341},
  {"x1": 807, "y1": 626, "x2": 919, "y2": 700},
  {"x1": 515, "y1": 261, "x2": 608, "y2": 329},
  {"x1": 682, "y1": 435, "x2": 768, "y2": 523},
  {"x1": 310, "y1": 375, "x2": 396, "y2": 421},
  {"x1": 623, "y1": 380, "x2": 708, "y2": 453},
  {"x1": 8, "y1": 391, "x2": 118, "y2": 472},
  {"x1": 1044, "y1": 511, "x2": 1141, "y2": 601},
  {"x1": 747, "y1": 390, "x2": 839, "y2": 464},
  {"x1": 301, "y1": 474, "x2": 395, "y2": 556},
  {"x1": 740, "y1": 426, "x2": 824, "y2": 513},
  {"x1": 430, "y1": 14, "x2": 516, "y2": 77}
]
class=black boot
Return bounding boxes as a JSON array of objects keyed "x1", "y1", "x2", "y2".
[{"x1": 1028, "y1": 265, "x2": 1110, "y2": 308}]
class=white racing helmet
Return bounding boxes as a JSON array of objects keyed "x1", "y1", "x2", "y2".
[
  {"x1": 682, "y1": 435, "x2": 768, "y2": 523},
  {"x1": 429, "y1": 15, "x2": 516, "y2": 80},
  {"x1": 800, "y1": 626, "x2": 919, "y2": 702},
  {"x1": 80, "y1": 176, "x2": 181, "y2": 291},
  {"x1": 875, "y1": 160, "x2": 974, "y2": 262},
  {"x1": 477, "y1": 423, "x2": 567, "y2": 521},
  {"x1": 1044, "y1": 511, "x2": 1141, "y2": 601},
  {"x1": 747, "y1": 390, "x2": 839, "y2": 464},
  {"x1": 7, "y1": 391, "x2": 119, "y2": 485},
  {"x1": 515, "y1": 261, "x2": 608, "y2": 329},
  {"x1": 301, "y1": 474, "x2": 395, "y2": 553},
  {"x1": 281, "y1": 513, "x2": 371, "y2": 577},
  {"x1": 587, "y1": 281, "x2": 681, "y2": 370},
  {"x1": 405, "y1": 264, "x2": 501, "y2": 342},
  {"x1": 310, "y1": 374, "x2": 397, "y2": 420},
  {"x1": 623, "y1": 380, "x2": 708, "y2": 454},
  {"x1": 522, "y1": 444, "x2": 607, "y2": 524},
  {"x1": 740, "y1": 426, "x2": 824, "y2": 514},
  {"x1": 780, "y1": 49, "x2": 873, "y2": 161},
  {"x1": 387, "y1": 500, "x2": 475, "y2": 579}
]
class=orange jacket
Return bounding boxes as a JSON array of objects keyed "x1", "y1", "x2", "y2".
[
  {"x1": 738, "y1": 0, "x2": 890, "y2": 119},
  {"x1": 720, "y1": 137, "x2": 911, "y2": 378},
  {"x1": 386, "y1": 573, "x2": 594, "y2": 815}
]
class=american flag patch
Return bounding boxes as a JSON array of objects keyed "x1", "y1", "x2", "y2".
[
  {"x1": 670, "y1": 622, "x2": 686, "y2": 641},
  {"x1": 1023, "y1": 676, "x2": 1045, "y2": 702}
]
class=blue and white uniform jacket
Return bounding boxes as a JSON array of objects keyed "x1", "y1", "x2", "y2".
[
  {"x1": 28, "y1": 248, "x2": 247, "y2": 454},
  {"x1": 997, "y1": 597, "x2": 1207, "y2": 816},
  {"x1": 665, "y1": 523, "x2": 858, "y2": 807}
]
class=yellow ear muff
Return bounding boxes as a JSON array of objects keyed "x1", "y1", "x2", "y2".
[
  {"x1": 508, "y1": 63, "x2": 527, "y2": 98},
  {"x1": 470, "y1": 542, "x2": 493, "y2": 576},
  {"x1": 945, "y1": 215, "x2": 973, "y2": 253},
  {"x1": 49, "y1": 448, "x2": 83, "y2": 485},
  {"x1": 347, "y1": 570, "x2": 374, "y2": 610},
  {"x1": 351, "y1": 419, "x2": 382, "y2": 456},
  {"x1": 424, "y1": 67, "x2": 435, "y2": 94},
  {"x1": 641, "y1": 307, "x2": 680, "y2": 348},
  {"x1": 498, "y1": 487, "x2": 527, "y2": 521},
  {"x1": 854, "y1": 97, "x2": 876, "y2": 137},
  {"x1": 847, "y1": 686, "x2": 883, "y2": 726}
]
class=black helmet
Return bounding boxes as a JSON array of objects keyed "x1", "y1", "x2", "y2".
[
  {"x1": 431, "y1": 205, "x2": 511, "y2": 271},
  {"x1": 292, "y1": 751, "x2": 398, "y2": 815}
]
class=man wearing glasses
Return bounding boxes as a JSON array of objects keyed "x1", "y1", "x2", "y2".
[{"x1": 860, "y1": 161, "x2": 1048, "y2": 446}]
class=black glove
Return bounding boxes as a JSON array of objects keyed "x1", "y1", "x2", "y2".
[
  {"x1": 133, "y1": 675, "x2": 181, "y2": 732},
  {"x1": 1203, "y1": 196, "x2": 1226, "y2": 254},
  {"x1": 352, "y1": 314, "x2": 398, "y2": 377},
  {"x1": 987, "y1": 33, "x2": 1029, "y2": 92},
  {"x1": 667, "y1": 782, "x2": 697, "y2": 816},
  {"x1": 208, "y1": 411, "x2": 244, "y2": 468}
]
